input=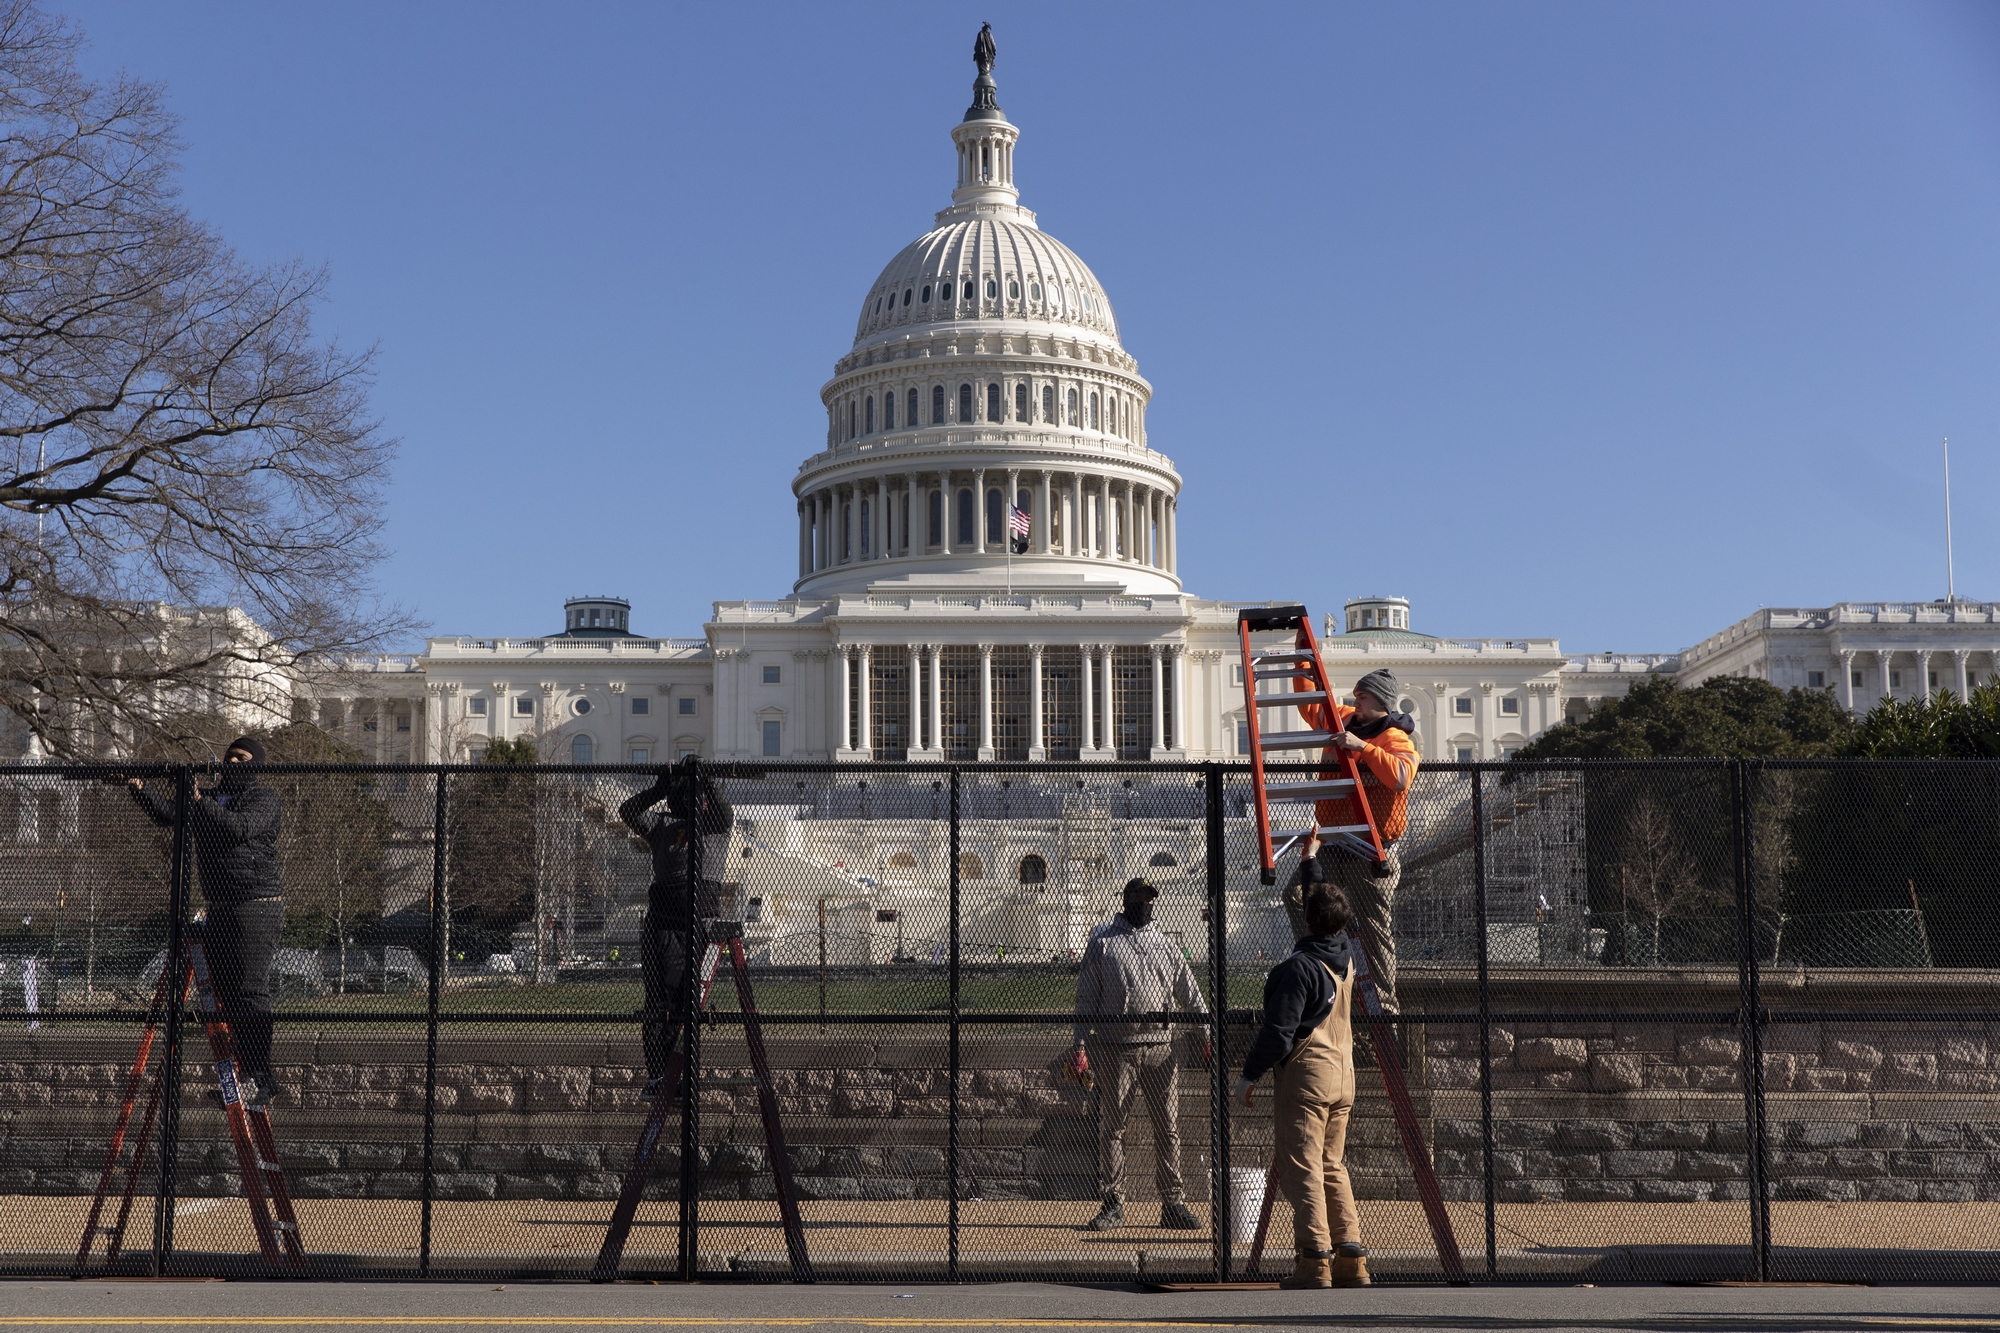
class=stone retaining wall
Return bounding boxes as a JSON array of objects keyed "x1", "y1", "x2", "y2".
[{"x1": 2, "y1": 968, "x2": 1995, "y2": 1206}]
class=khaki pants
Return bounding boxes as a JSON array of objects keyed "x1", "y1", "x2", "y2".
[
  {"x1": 1285, "y1": 846, "x2": 1400, "y2": 1013},
  {"x1": 1272, "y1": 1083, "x2": 1360, "y2": 1254},
  {"x1": 1089, "y1": 1041, "x2": 1184, "y2": 1205}
]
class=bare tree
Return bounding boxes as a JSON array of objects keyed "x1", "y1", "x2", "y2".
[
  {"x1": 0, "y1": 1, "x2": 412, "y2": 757},
  {"x1": 1616, "y1": 794, "x2": 1720, "y2": 964}
]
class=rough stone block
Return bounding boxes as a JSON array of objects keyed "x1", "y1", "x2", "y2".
[
  {"x1": 528, "y1": 1068, "x2": 592, "y2": 1112},
  {"x1": 496, "y1": 1173, "x2": 566, "y2": 1200},
  {"x1": 1604, "y1": 1151, "x2": 1677, "y2": 1178},
  {"x1": 1435, "y1": 1120, "x2": 1485, "y2": 1150},
  {"x1": 464, "y1": 1145, "x2": 530, "y2": 1172},
  {"x1": 1824, "y1": 1040, "x2": 1883, "y2": 1071},
  {"x1": 795, "y1": 1175, "x2": 864, "y2": 1200},
  {"x1": 1800, "y1": 1068, "x2": 1850, "y2": 1092},
  {"x1": 1909, "y1": 1123, "x2": 1964, "y2": 1149},
  {"x1": 1636, "y1": 1179, "x2": 1708, "y2": 1202},
  {"x1": 530, "y1": 1143, "x2": 602, "y2": 1170},
  {"x1": 1922, "y1": 1180, "x2": 1979, "y2": 1203},
  {"x1": 834, "y1": 1088, "x2": 894, "y2": 1117},
  {"x1": 1939, "y1": 1038, "x2": 1988, "y2": 1069},
  {"x1": 1497, "y1": 1178, "x2": 1562, "y2": 1203},
  {"x1": 1788, "y1": 1122, "x2": 1860, "y2": 1149},
  {"x1": 1859, "y1": 1179, "x2": 1920, "y2": 1201},
  {"x1": 1859, "y1": 1123, "x2": 1910, "y2": 1149},
  {"x1": 435, "y1": 1172, "x2": 498, "y2": 1200},
  {"x1": 1828, "y1": 1150, "x2": 1888, "y2": 1178},
  {"x1": 1517, "y1": 1038, "x2": 1588, "y2": 1071},
  {"x1": 1711, "y1": 1181, "x2": 1752, "y2": 1202},
  {"x1": 1636, "y1": 1122, "x2": 1714, "y2": 1150},
  {"x1": 1773, "y1": 1151, "x2": 1829, "y2": 1175},
  {"x1": 1494, "y1": 1121, "x2": 1556, "y2": 1149},
  {"x1": 1776, "y1": 1179, "x2": 1857, "y2": 1201},
  {"x1": 371, "y1": 1172, "x2": 421, "y2": 1199},
  {"x1": 888, "y1": 1146, "x2": 947, "y2": 1175},
  {"x1": 1557, "y1": 1120, "x2": 1633, "y2": 1151},
  {"x1": 1567, "y1": 1180, "x2": 1637, "y2": 1201},
  {"x1": 342, "y1": 1145, "x2": 406, "y2": 1171},
  {"x1": 292, "y1": 1172, "x2": 368, "y2": 1199},
  {"x1": 1678, "y1": 1034, "x2": 1741, "y2": 1065},
  {"x1": 1678, "y1": 1151, "x2": 1747, "y2": 1180},
  {"x1": 1590, "y1": 1054, "x2": 1646, "y2": 1093},
  {"x1": 464, "y1": 1084, "x2": 518, "y2": 1112},
  {"x1": 1428, "y1": 1058, "x2": 1480, "y2": 1089},
  {"x1": 1881, "y1": 1055, "x2": 1939, "y2": 1089},
  {"x1": 1488, "y1": 1028, "x2": 1515, "y2": 1057},
  {"x1": 574, "y1": 1173, "x2": 623, "y2": 1200}
]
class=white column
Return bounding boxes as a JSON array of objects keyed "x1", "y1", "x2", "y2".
[
  {"x1": 1151, "y1": 490, "x2": 1164, "y2": 567},
  {"x1": 1079, "y1": 642, "x2": 1096, "y2": 753},
  {"x1": 909, "y1": 644, "x2": 924, "y2": 750},
  {"x1": 1087, "y1": 478, "x2": 1101, "y2": 557},
  {"x1": 837, "y1": 649, "x2": 852, "y2": 752},
  {"x1": 1838, "y1": 650, "x2": 1855, "y2": 711},
  {"x1": 1875, "y1": 648, "x2": 1894, "y2": 701},
  {"x1": 1165, "y1": 497, "x2": 1176, "y2": 573},
  {"x1": 1038, "y1": 470, "x2": 1052, "y2": 554},
  {"x1": 1917, "y1": 649, "x2": 1934, "y2": 699},
  {"x1": 1171, "y1": 645, "x2": 1187, "y2": 754},
  {"x1": 1952, "y1": 648, "x2": 1970, "y2": 699},
  {"x1": 1134, "y1": 485, "x2": 1149, "y2": 564},
  {"x1": 1149, "y1": 645, "x2": 1166, "y2": 759},
  {"x1": 858, "y1": 644, "x2": 873, "y2": 754},
  {"x1": 798, "y1": 501, "x2": 810, "y2": 577},
  {"x1": 929, "y1": 644, "x2": 945, "y2": 755},
  {"x1": 1028, "y1": 644, "x2": 1046, "y2": 761},
  {"x1": 875, "y1": 477, "x2": 887, "y2": 561},
  {"x1": 971, "y1": 468, "x2": 985, "y2": 552},
  {"x1": 1122, "y1": 484, "x2": 1135, "y2": 562},
  {"x1": 1101, "y1": 645, "x2": 1118, "y2": 754},
  {"x1": 977, "y1": 642, "x2": 995, "y2": 761}
]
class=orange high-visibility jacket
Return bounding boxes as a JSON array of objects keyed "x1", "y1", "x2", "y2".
[{"x1": 1291, "y1": 683, "x2": 1419, "y2": 846}]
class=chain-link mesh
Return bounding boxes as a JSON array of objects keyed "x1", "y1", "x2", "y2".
[{"x1": 0, "y1": 758, "x2": 1992, "y2": 1282}]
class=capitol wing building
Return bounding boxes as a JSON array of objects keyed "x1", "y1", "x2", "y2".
[{"x1": 306, "y1": 51, "x2": 2000, "y2": 774}]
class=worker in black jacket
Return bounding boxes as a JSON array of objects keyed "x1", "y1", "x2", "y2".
[
  {"x1": 128, "y1": 736, "x2": 285, "y2": 1105},
  {"x1": 619, "y1": 756, "x2": 732, "y2": 1104},
  {"x1": 1233, "y1": 832, "x2": 1370, "y2": 1289}
]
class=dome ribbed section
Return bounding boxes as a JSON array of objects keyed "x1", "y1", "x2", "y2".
[{"x1": 854, "y1": 216, "x2": 1119, "y2": 347}]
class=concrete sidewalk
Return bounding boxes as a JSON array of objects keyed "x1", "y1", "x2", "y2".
[{"x1": 2, "y1": 1279, "x2": 1998, "y2": 1332}]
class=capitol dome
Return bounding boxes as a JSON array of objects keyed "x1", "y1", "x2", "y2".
[{"x1": 791, "y1": 28, "x2": 1179, "y2": 599}]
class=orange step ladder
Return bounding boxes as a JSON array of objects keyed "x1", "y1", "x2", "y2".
[{"x1": 1236, "y1": 605, "x2": 1465, "y2": 1279}]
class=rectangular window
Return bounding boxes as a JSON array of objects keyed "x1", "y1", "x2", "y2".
[
  {"x1": 1852, "y1": 670, "x2": 1863, "y2": 688},
  {"x1": 762, "y1": 720, "x2": 781, "y2": 756},
  {"x1": 362, "y1": 717, "x2": 378, "y2": 732},
  {"x1": 1236, "y1": 719, "x2": 1250, "y2": 754},
  {"x1": 1230, "y1": 663, "x2": 1244, "y2": 686},
  {"x1": 631, "y1": 697, "x2": 649, "y2": 715},
  {"x1": 395, "y1": 714, "x2": 411, "y2": 732},
  {"x1": 514, "y1": 697, "x2": 534, "y2": 716},
  {"x1": 628, "y1": 746, "x2": 649, "y2": 764},
  {"x1": 1929, "y1": 671, "x2": 1938, "y2": 689},
  {"x1": 1456, "y1": 747, "x2": 1474, "y2": 762},
  {"x1": 1807, "y1": 671, "x2": 1825, "y2": 688},
  {"x1": 468, "y1": 698, "x2": 488, "y2": 716},
  {"x1": 679, "y1": 697, "x2": 697, "y2": 715},
  {"x1": 1500, "y1": 697, "x2": 1519, "y2": 716},
  {"x1": 763, "y1": 665, "x2": 781, "y2": 684},
  {"x1": 1453, "y1": 697, "x2": 1474, "y2": 716},
  {"x1": 1890, "y1": 671, "x2": 1901, "y2": 688}
]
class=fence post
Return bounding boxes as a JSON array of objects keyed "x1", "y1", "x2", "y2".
[
  {"x1": 947, "y1": 767, "x2": 961, "y2": 1283},
  {"x1": 1472, "y1": 766, "x2": 1496, "y2": 1279},
  {"x1": 151, "y1": 764, "x2": 191, "y2": 1277},
  {"x1": 1733, "y1": 760, "x2": 1773, "y2": 1280},
  {"x1": 1204, "y1": 764, "x2": 1229, "y2": 1281},
  {"x1": 421, "y1": 768, "x2": 446, "y2": 1277},
  {"x1": 679, "y1": 766, "x2": 705, "y2": 1283}
]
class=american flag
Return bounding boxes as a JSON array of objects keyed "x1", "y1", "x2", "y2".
[{"x1": 1008, "y1": 505, "x2": 1031, "y2": 538}]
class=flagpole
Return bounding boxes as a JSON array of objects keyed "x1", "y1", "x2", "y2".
[{"x1": 1944, "y1": 436, "x2": 1955, "y2": 603}]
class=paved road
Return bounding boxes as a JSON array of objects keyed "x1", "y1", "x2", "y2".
[{"x1": 1, "y1": 1280, "x2": 1997, "y2": 1333}]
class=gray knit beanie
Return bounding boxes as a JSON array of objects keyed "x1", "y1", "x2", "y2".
[{"x1": 1353, "y1": 669, "x2": 1399, "y2": 710}]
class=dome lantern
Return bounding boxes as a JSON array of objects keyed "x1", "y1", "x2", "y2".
[{"x1": 950, "y1": 23, "x2": 1018, "y2": 209}]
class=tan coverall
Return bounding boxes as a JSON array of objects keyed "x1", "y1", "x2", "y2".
[{"x1": 1272, "y1": 954, "x2": 1360, "y2": 1255}]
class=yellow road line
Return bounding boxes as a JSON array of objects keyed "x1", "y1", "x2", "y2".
[{"x1": 0, "y1": 1321, "x2": 1996, "y2": 1330}]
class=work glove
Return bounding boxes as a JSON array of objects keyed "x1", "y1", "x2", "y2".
[
  {"x1": 1232, "y1": 1074, "x2": 1254, "y2": 1107},
  {"x1": 1065, "y1": 1045, "x2": 1095, "y2": 1091}
]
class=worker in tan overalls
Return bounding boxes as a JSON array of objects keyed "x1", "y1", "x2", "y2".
[{"x1": 1234, "y1": 832, "x2": 1369, "y2": 1289}]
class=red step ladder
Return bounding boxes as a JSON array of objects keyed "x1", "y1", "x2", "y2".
[
  {"x1": 594, "y1": 920, "x2": 811, "y2": 1282},
  {"x1": 1236, "y1": 605, "x2": 1464, "y2": 1279},
  {"x1": 76, "y1": 926, "x2": 305, "y2": 1273}
]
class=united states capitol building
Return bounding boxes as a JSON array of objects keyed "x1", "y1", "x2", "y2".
[{"x1": 309, "y1": 49, "x2": 2000, "y2": 774}]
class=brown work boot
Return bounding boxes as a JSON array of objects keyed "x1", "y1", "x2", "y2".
[
  {"x1": 1279, "y1": 1254, "x2": 1331, "y2": 1289},
  {"x1": 1331, "y1": 1242, "x2": 1371, "y2": 1287}
]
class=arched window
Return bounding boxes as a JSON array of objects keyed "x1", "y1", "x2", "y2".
[
  {"x1": 882, "y1": 393, "x2": 894, "y2": 431},
  {"x1": 963, "y1": 280, "x2": 975, "y2": 300},
  {"x1": 865, "y1": 396, "x2": 874, "y2": 434},
  {"x1": 986, "y1": 488, "x2": 1003, "y2": 545},
  {"x1": 841, "y1": 504, "x2": 851, "y2": 561},
  {"x1": 1066, "y1": 388, "x2": 1078, "y2": 425},
  {"x1": 571, "y1": 735, "x2": 594, "y2": 764},
  {"x1": 929, "y1": 489, "x2": 943, "y2": 546},
  {"x1": 957, "y1": 852, "x2": 985, "y2": 880},
  {"x1": 956, "y1": 489, "x2": 974, "y2": 545},
  {"x1": 1030, "y1": 280, "x2": 1042, "y2": 300},
  {"x1": 847, "y1": 401, "x2": 856, "y2": 439},
  {"x1": 932, "y1": 385, "x2": 946, "y2": 424},
  {"x1": 986, "y1": 383, "x2": 1001, "y2": 422},
  {"x1": 921, "y1": 283, "x2": 932, "y2": 303},
  {"x1": 959, "y1": 383, "x2": 973, "y2": 422},
  {"x1": 874, "y1": 297, "x2": 882, "y2": 315},
  {"x1": 1018, "y1": 854, "x2": 1048, "y2": 884},
  {"x1": 888, "y1": 851, "x2": 919, "y2": 869},
  {"x1": 1042, "y1": 385, "x2": 1054, "y2": 421},
  {"x1": 903, "y1": 287, "x2": 913, "y2": 306},
  {"x1": 1008, "y1": 279, "x2": 1020, "y2": 299},
  {"x1": 1016, "y1": 488, "x2": 1032, "y2": 512},
  {"x1": 908, "y1": 388, "x2": 919, "y2": 425},
  {"x1": 1015, "y1": 383, "x2": 1028, "y2": 420},
  {"x1": 985, "y1": 278, "x2": 997, "y2": 299},
  {"x1": 859, "y1": 500, "x2": 870, "y2": 556},
  {"x1": 1090, "y1": 392, "x2": 1100, "y2": 430},
  {"x1": 1149, "y1": 852, "x2": 1177, "y2": 868}
]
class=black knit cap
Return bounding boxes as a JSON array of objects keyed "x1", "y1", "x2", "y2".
[
  {"x1": 1123, "y1": 877, "x2": 1158, "y2": 901},
  {"x1": 225, "y1": 736, "x2": 266, "y2": 764}
]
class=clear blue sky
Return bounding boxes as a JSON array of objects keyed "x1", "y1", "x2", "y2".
[{"x1": 65, "y1": 1, "x2": 2000, "y2": 653}]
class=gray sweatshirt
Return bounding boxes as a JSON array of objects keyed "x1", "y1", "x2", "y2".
[{"x1": 1074, "y1": 915, "x2": 1210, "y2": 1046}]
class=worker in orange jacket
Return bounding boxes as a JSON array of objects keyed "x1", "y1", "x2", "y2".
[{"x1": 1287, "y1": 667, "x2": 1418, "y2": 1012}]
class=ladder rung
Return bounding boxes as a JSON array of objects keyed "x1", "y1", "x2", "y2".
[
  {"x1": 1259, "y1": 730, "x2": 1334, "y2": 749},
  {"x1": 256, "y1": 1159, "x2": 281, "y2": 1172},
  {"x1": 1253, "y1": 668, "x2": 1313, "y2": 681},
  {"x1": 1273, "y1": 824, "x2": 1375, "y2": 840},
  {"x1": 1254, "y1": 691, "x2": 1325, "y2": 707},
  {"x1": 1265, "y1": 780, "x2": 1357, "y2": 799},
  {"x1": 1250, "y1": 650, "x2": 1313, "y2": 663},
  {"x1": 270, "y1": 1220, "x2": 298, "y2": 1231}
]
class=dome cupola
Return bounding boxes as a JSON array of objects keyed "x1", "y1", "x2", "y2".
[{"x1": 791, "y1": 28, "x2": 1182, "y2": 599}]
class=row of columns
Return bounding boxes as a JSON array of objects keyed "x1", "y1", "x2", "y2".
[
  {"x1": 828, "y1": 380, "x2": 1144, "y2": 450},
  {"x1": 835, "y1": 642, "x2": 1187, "y2": 761},
  {"x1": 798, "y1": 469, "x2": 1177, "y2": 575},
  {"x1": 1835, "y1": 647, "x2": 1981, "y2": 712}
]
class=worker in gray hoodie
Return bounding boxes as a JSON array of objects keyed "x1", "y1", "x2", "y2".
[{"x1": 1072, "y1": 877, "x2": 1208, "y2": 1231}]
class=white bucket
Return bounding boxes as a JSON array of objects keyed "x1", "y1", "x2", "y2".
[{"x1": 1228, "y1": 1166, "x2": 1266, "y2": 1244}]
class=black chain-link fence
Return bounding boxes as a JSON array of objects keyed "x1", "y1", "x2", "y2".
[{"x1": 0, "y1": 759, "x2": 1994, "y2": 1283}]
